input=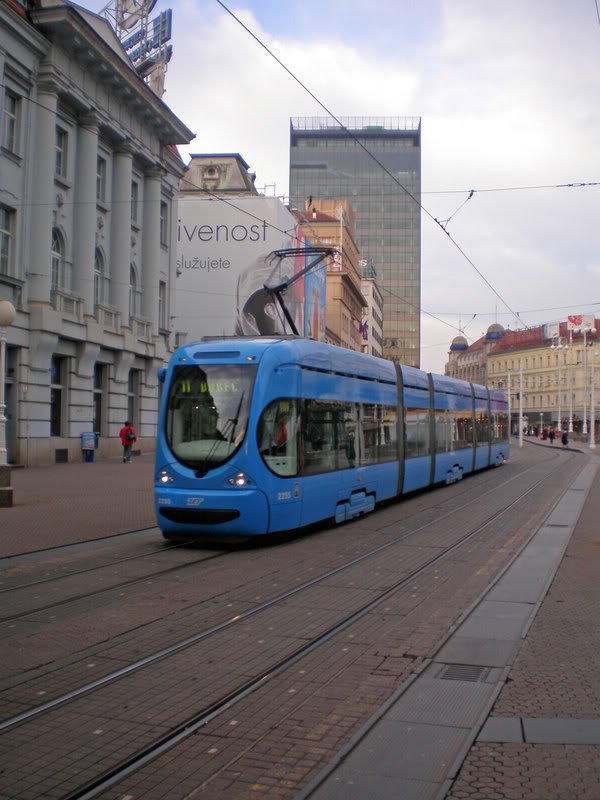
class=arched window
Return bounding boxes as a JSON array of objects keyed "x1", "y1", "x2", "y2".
[
  {"x1": 51, "y1": 228, "x2": 64, "y2": 291},
  {"x1": 94, "y1": 248, "x2": 105, "y2": 308},
  {"x1": 129, "y1": 264, "x2": 141, "y2": 317}
]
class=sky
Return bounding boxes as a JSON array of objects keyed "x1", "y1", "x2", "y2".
[{"x1": 87, "y1": 0, "x2": 600, "y2": 373}]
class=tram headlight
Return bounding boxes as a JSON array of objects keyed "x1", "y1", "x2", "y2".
[
  {"x1": 228, "y1": 471, "x2": 252, "y2": 487},
  {"x1": 158, "y1": 469, "x2": 175, "y2": 484}
]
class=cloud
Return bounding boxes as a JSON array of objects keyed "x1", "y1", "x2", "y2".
[{"x1": 81, "y1": 0, "x2": 600, "y2": 373}]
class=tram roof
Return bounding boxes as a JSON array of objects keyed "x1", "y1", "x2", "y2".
[{"x1": 179, "y1": 336, "x2": 397, "y2": 383}]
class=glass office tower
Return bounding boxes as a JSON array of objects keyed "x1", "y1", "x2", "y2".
[{"x1": 289, "y1": 117, "x2": 421, "y2": 367}]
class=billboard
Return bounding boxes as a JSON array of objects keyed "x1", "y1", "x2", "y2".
[
  {"x1": 175, "y1": 196, "x2": 326, "y2": 343},
  {"x1": 567, "y1": 314, "x2": 594, "y2": 332}
]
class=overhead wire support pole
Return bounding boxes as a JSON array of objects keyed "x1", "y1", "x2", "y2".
[{"x1": 264, "y1": 247, "x2": 335, "y2": 336}]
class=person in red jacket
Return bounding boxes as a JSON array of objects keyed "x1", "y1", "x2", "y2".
[{"x1": 119, "y1": 421, "x2": 137, "y2": 463}]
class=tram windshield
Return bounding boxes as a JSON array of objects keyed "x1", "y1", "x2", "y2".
[{"x1": 165, "y1": 364, "x2": 257, "y2": 474}]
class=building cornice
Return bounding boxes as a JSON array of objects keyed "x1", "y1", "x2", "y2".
[
  {"x1": 1, "y1": 1, "x2": 48, "y2": 56},
  {"x1": 28, "y1": 3, "x2": 194, "y2": 145}
]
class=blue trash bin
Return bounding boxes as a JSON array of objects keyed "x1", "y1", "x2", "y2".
[{"x1": 81, "y1": 432, "x2": 95, "y2": 463}]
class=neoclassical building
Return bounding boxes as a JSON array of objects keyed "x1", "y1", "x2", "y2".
[
  {"x1": 1, "y1": 0, "x2": 193, "y2": 465},
  {"x1": 445, "y1": 323, "x2": 505, "y2": 384}
]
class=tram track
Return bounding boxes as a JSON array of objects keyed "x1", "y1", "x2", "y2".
[
  {"x1": 0, "y1": 453, "x2": 577, "y2": 800},
  {"x1": 0, "y1": 525, "x2": 162, "y2": 562},
  {"x1": 0, "y1": 549, "x2": 229, "y2": 623},
  {"x1": 0, "y1": 456, "x2": 549, "y2": 734},
  {"x1": 0, "y1": 454, "x2": 536, "y2": 624},
  {"x1": 55, "y1": 452, "x2": 580, "y2": 800}
]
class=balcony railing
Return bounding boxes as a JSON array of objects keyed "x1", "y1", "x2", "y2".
[
  {"x1": 95, "y1": 303, "x2": 121, "y2": 332},
  {"x1": 51, "y1": 289, "x2": 84, "y2": 322},
  {"x1": 131, "y1": 315, "x2": 152, "y2": 342}
]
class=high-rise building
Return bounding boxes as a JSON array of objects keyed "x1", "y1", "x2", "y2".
[{"x1": 289, "y1": 117, "x2": 421, "y2": 366}]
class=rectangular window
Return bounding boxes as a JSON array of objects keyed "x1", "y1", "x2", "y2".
[
  {"x1": 3, "y1": 90, "x2": 19, "y2": 153},
  {"x1": 159, "y1": 281, "x2": 167, "y2": 330},
  {"x1": 453, "y1": 409, "x2": 473, "y2": 449},
  {"x1": 131, "y1": 181, "x2": 138, "y2": 222},
  {"x1": 491, "y1": 409, "x2": 508, "y2": 442},
  {"x1": 96, "y1": 156, "x2": 106, "y2": 202},
  {"x1": 50, "y1": 355, "x2": 67, "y2": 437},
  {"x1": 0, "y1": 206, "x2": 14, "y2": 275},
  {"x1": 127, "y1": 369, "x2": 139, "y2": 425},
  {"x1": 55, "y1": 127, "x2": 67, "y2": 177},
  {"x1": 434, "y1": 408, "x2": 451, "y2": 453},
  {"x1": 405, "y1": 406, "x2": 430, "y2": 458},
  {"x1": 303, "y1": 400, "x2": 358, "y2": 475},
  {"x1": 474, "y1": 407, "x2": 490, "y2": 443},
  {"x1": 93, "y1": 363, "x2": 106, "y2": 434},
  {"x1": 160, "y1": 200, "x2": 168, "y2": 245}
]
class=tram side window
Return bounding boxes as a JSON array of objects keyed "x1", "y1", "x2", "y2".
[
  {"x1": 434, "y1": 409, "x2": 451, "y2": 453},
  {"x1": 379, "y1": 405, "x2": 398, "y2": 463},
  {"x1": 303, "y1": 400, "x2": 357, "y2": 475},
  {"x1": 491, "y1": 409, "x2": 508, "y2": 441},
  {"x1": 257, "y1": 398, "x2": 300, "y2": 477},
  {"x1": 454, "y1": 409, "x2": 473, "y2": 449},
  {"x1": 474, "y1": 405, "x2": 491, "y2": 443},
  {"x1": 361, "y1": 404, "x2": 379, "y2": 465},
  {"x1": 405, "y1": 406, "x2": 430, "y2": 458},
  {"x1": 362, "y1": 404, "x2": 398, "y2": 464}
]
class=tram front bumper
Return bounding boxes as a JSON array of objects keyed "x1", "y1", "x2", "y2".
[{"x1": 155, "y1": 487, "x2": 270, "y2": 536}]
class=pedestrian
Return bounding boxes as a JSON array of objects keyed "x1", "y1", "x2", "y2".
[
  {"x1": 561, "y1": 431, "x2": 568, "y2": 448},
  {"x1": 119, "y1": 420, "x2": 137, "y2": 463},
  {"x1": 549, "y1": 429, "x2": 555, "y2": 445}
]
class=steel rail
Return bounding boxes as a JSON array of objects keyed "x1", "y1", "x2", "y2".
[
  {"x1": 0, "y1": 455, "x2": 563, "y2": 738},
  {"x1": 63, "y1": 454, "x2": 575, "y2": 800}
]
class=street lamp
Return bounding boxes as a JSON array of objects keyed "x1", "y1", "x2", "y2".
[
  {"x1": 582, "y1": 328, "x2": 595, "y2": 436},
  {"x1": 590, "y1": 347, "x2": 598, "y2": 449},
  {"x1": 0, "y1": 300, "x2": 17, "y2": 467},
  {"x1": 550, "y1": 334, "x2": 568, "y2": 433},
  {"x1": 567, "y1": 330, "x2": 574, "y2": 432},
  {"x1": 519, "y1": 359, "x2": 523, "y2": 448}
]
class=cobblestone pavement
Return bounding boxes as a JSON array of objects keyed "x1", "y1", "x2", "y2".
[
  {"x1": 0, "y1": 453, "x2": 156, "y2": 558},
  {"x1": 448, "y1": 451, "x2": 600, "y2": 800},
  {"x1": 2, "y1": 444, "x2": 600, "y2": 798}
]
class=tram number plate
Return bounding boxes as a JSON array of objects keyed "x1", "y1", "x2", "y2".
[{"x1": 277, "y1": 491, "x2": 291, "y2": 501}]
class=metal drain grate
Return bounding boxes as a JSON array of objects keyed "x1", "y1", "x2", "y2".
[{"x1": 439, "y1": 663, "x2": 488, "y2": 682}]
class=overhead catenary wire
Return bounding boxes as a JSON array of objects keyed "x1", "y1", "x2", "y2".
[
  {"x1": 212, "y1": 0, "x2": 531, "y2": 332},
  {"x1": 4, "y1": 67, "x2": 598, "y2": 338}
]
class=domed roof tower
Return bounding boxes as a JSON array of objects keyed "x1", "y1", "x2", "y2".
[
  {"x1": 449, "y1": 335, "x2": 468, "y2": 351},
  {"x1": 485, "y1": 323, "x2": 505, "y2": 340}
]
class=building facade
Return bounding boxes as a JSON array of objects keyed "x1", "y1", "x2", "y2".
[
  {"x1": 487, "y1": 322, "x2": 600, "y2": 434},
  {"x1": 444, "y1": 320, "x2": 600, "y2": 435},
  {"x1": 289, "y1": 116, "x2": 421, "y2": 367},
  {"x1": 360, "y1": 274, "x2": 383, "y2": 357},
  {"x1": 1, "y1": 0, "x2": 193, "y2": 465},
  {"x1": 293, "y1": 199, "x2": 366, "y2": 351},
  {"x1": 445, "y1": 323, "x2": 505, "y2": 384},
  {"x1": 180, "y1": 153, "x2": 258, "y2": 195}
]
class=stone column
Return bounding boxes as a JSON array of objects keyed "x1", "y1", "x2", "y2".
[
  {"x1": 72, "y1": 113, "x2": 100, "y2": 315},
  {"x1": 142, "y1": 169, "x2": 163, "y2": 335},
  {"x1": 28, "y1": 83, "x2": 58, "y2": 305},
  {"x1": 110, "y1": 144, "x2": 133, "y2": 325}
]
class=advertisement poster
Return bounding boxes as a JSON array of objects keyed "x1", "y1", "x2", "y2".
[
  {"x1": 567, "y1": 314, "x2": 594, "y2": 332},
  {"x1": 176, "y1": 196, "x2": 323, "y2": 343},
  {"x1": 303, "y1": 241, "x2": 327, "y2": 342}
]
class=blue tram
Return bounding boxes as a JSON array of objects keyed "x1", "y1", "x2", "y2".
[{"x1": 155, "y1": 337, "x2": 509, "y2": 539}]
